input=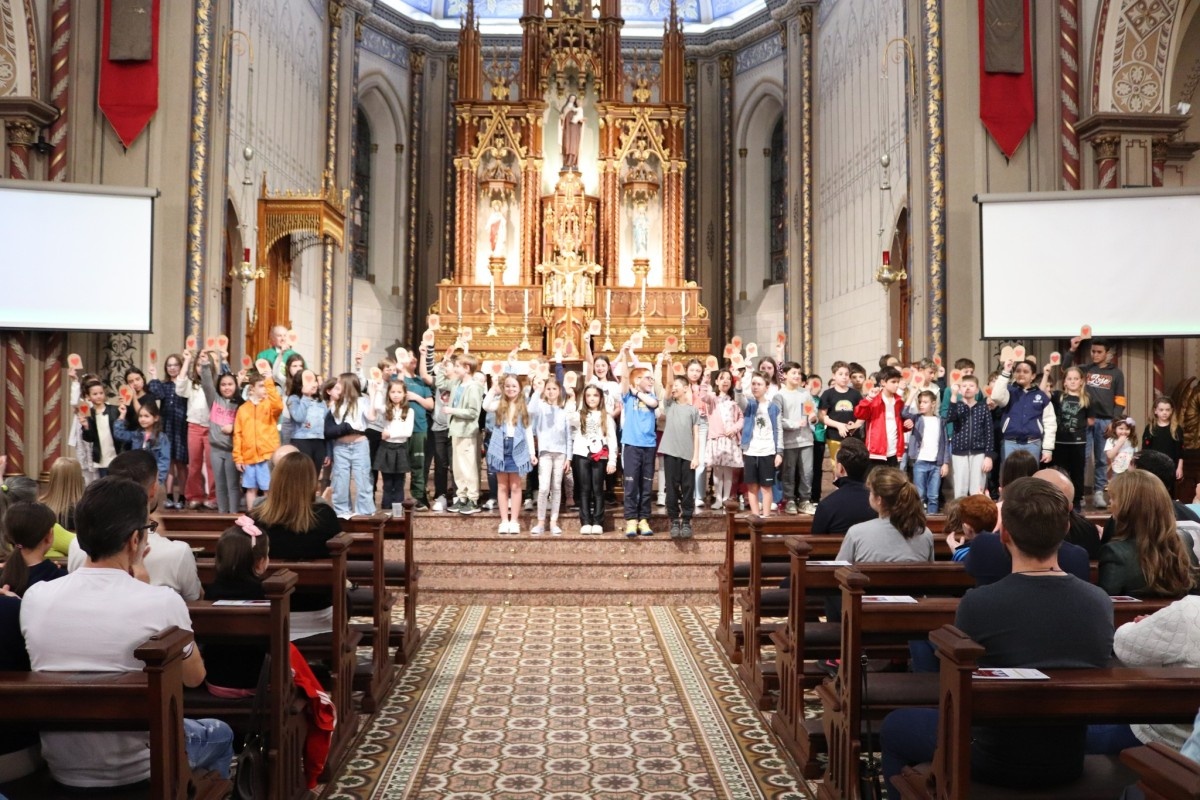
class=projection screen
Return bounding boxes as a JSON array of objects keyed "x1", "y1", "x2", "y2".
[
  {"x1": 0, "y1": 180, "x2": 156, "y2": 332},
  {"x1": 977, "y1": 188, "x2": 1200, "y2": 340}
]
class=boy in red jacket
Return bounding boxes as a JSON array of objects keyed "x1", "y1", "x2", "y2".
[{"x1": 853, "y1": 366, "x2": 914, "y2": 465}]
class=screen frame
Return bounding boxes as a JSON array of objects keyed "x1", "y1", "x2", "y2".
[{"x1": 0, "y1": 179, "x2": 158, "y2": 333}]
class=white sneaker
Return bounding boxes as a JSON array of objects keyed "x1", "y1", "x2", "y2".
[
  {"x1": 509, "y1": 521, "x2": 521, "y2": 534},
  {"x1": 432, "y1": 496, "x2": 447, "y2": 512},
  {"x1": 483, "y1": 498, "x2": 497, "y2": 512},
  {"x1": 800, "y1": 501, "x2": 818, "y2": 515},
  {"x1": 1093, "y1": 491, "x2": 1108, "y2": 509},
  {"x1": 530, "y1": 524, "x2": 544, "y2": 535},
  {"x1": 523, "y1": 499, "x2": 534, "y2": 511},
  {"x1": 497, "y1": 521, "x2": 508, "y2": 535},
  {"x1": 550, "y1": 524, "x2": 563, "y2": 536},
  {"x1": 656, "y1": 494, "x2": 666, "y2": 507},
  {"x1": 711, "y1": 499, "x2": 724, "y2": 510}
]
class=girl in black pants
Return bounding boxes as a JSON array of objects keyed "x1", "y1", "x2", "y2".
[
  {"x1": 570, "y1": 385, "x2": 619, "y2": 534},
  {"x1": 1050, "y1": 366, "x2": 1090, "y2": 511}
]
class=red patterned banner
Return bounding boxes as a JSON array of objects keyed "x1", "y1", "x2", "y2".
[
  {"x1": 978, "y1": 0, "x2": 1035, "y2": 159},
  {"x1": 97, "y1": 0, "x2": 160, "y2": 148}
]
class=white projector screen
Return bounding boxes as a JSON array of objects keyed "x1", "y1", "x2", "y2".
[
  {"x1": 978, "y1": 189, "x2": 1200, "y2": 340},
  {"x1": 0, "y1": 180, "x2": 155, "y2": 332}
]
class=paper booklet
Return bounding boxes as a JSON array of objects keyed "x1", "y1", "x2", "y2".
[
  {"x1": 861, "y1": 595, "x2": 918, "y2": 603},
  {"x1": 211, "y1": 600, "x2": 270, "y2": 606},
  {"x1": 972, "y1": 668, "x2": 1050, "y2": 680},
  {"x1": 810, "y1": 560, "x2": 852, "y2": 566},
  {"x1": 1109, "y1": 595, "x2": 1140, "y2": 602}
]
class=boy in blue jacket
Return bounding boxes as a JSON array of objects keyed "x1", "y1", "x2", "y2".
[{"x1": 944, "y1": 375, "x2": 995, "y2": 498}]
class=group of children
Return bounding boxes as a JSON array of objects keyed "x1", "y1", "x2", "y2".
[{"x1": 59, "y1": 326, "x2": 1184, "y2": 534}]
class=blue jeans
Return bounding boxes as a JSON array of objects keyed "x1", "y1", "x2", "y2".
[
  {"x1": 881, "y1": 707, "x2": 939, "y2": 800},
  {"x1": 331, "y1": 438, "x2": 375, "y2": 517},
  {"x1": 1089, "y1": 418, "x2": 1112, "y2": 492},
  {"x1": 912, "y1": 461, "x2": 942, "y2": 513},
  {"x1": 1085, "y1": 723, "x2": 1141, "y2": 754},
  {"x1": 1001, "y1": 439, "x2": 1042, "y2": 464},
  {"x1": 184, "y1": 717, "x2": 234, "y2": 779}
]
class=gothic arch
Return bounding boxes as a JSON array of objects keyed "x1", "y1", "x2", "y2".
[
  {"x1": 734, "y1": 81, "x2": 784, "y2": 300},
  {"x1": 0, "y1": 0, "x2": 38, "y2": 98},
  {"x1": 356, "y1": 72, "x2": 409, "y2": 300},
  {"x1": 1091, "y1": 0, "x2": 1195, "y2": 113}
]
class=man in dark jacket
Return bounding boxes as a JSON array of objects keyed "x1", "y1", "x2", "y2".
[{"x1": 810, "y1": 438, "x2": 876, "y2": 534}]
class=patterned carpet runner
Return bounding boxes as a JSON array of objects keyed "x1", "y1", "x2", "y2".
[{"x1": 324, "y1": 606, "x2": 807, "y2": 799}]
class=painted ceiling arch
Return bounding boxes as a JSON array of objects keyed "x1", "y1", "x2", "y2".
[{"x1": 379, "y1": 0, "x2": 765, "y2": 34}]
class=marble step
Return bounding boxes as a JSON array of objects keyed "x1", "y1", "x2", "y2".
[
  {"x1": 420, "y1": 576, "x2": 718, "y2": 606},
  {"x1": 402, "y1": 535, "x2": 738, "y2": 558},
  {"x1": 417, "y1": 550, "x2": 723, "y2": 582},
  {"x1": 410, "y1": 509, "x2": 731, "y2": 538}
]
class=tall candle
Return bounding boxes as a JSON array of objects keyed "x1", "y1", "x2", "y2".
[
  {"x1": 524, "y1": 288, "x2": 529, "y2": 315},
  {"x1": 457, "y1": 287, "x2": 463, "y2": 315},
  {"x1": 680, "y1": 291, "x2": 687, "y2": 317},
  {"x1": 490, "y1": 277, "x2": 495, "y2": 306},
  {"x1": 641, "y1": 280, "x2": 647, "y2": 308},
  {"x1": 606, "y1": 288, "x2": 611, "y2": 317}
]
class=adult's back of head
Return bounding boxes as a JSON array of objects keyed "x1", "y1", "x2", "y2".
[
  {"x1": 999, "y1": 450, "x2": 1039, "y2": 491},
  {"x1": 252, "y1": 451, "x2": 319, "y2": 533},
  {"x1": 1033, "y1": 467, "x2": 1075, "y2": 510},
  {"x1": 835, "y1": 437, "x2": 870, "y2": 482},
  {"x1": 865, "y1": 466, "x2": 926, "y2": 538},
  {"x1": 1000, "y1": 477, "x2": 1068, "y2": 559},
  {"x1": 1132, "y1": 449, "x2": 1178, "y2": 496},
  {"x1": 74, "y1": 477, "x2": 148, "y2": 562},
  {"x1": 1108, "y1": 469, "x2": 1196, "y2": 597},
  {"x1": 108, "y1": 449, "x2": 158, "y2": 491}
]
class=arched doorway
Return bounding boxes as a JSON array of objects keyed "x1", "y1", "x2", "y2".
[
  {"x1": 887, "y1": 207, "x2": 911, "y2": 364},
  {"x1": 245, "y1": 238, "x2": 292, "y2": 358}
]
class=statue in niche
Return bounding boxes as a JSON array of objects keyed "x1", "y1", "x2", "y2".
[
  {"x1": 486, "y1": 198, "x2": 507, "y2": 256},
  {"x1": 559, "y1": 94, "x2": 584, "y2": 169},
  {"x1": 632, "y1": 200, "x2": 649, "y2": 256}
]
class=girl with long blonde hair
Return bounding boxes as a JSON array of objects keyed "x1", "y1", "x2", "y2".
[
  {"x1": 483, "y1": 373, "x2": 535, "y2": 534},
  {"x1": 41, "y1": 457, "x2": 85, "y2": 530}
]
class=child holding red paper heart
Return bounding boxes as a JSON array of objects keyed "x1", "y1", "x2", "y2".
[
  {"x1": 528, "y1": 378, "x2": 572, "y2": 535},
  {"x1": 682, "y1": 358, "x2": 715, "y2": 512},
  {"x1": 325, "y1": 372, "x2": 379, "y2": 518},
  {"x1": 146, "y1": 352, "x2": 189, "y2": 509},
  {"x1": 990, "y1": 357, "x2": 1056, "y2": 465},
  {"x1": 112, "y1": 397, "x2": 171, "y2": 484},
  {"x1": 199, "y1": 351, "x2": 244, "y2": 513},
  {"x1": 234, "y1": 363, "x2": 285, "y2": 508},
  {"x1": 174, "y1": 350, "x2": 218, "y2": 509},
  {"x1": 1064, "y1": 335, "x2": 1125, "y2": 508},
  {"x1": 775, "y1": 362, "x2": 818, "y2": 515},
  {"x1": 853, "y1": 366, "x2": 914, "y2": 466},
  {"x1": 286, "y1": 367, "x2": 330, "y2": 478},
  {"x1": 705, "y1": 369, "x2": 744, "y2": 508},
  {"x1": 373, "y1": 381, "x2": 414, "y2": 513},
  {"x1": 944, "y1": 373, "x2": 995, "y2": 498},
  {"x1": 569, "y1": 383, "x2": 619, "y2": 534},
  {"x1": 1048, "y1": 366, "x2": 1090, "y2": 510},
  {"x1": 484, "y1": 373, "x2": 536, "y2": 534},
  {"x1": 78, "y1": 379, "x2": 124, "y2": 476}
]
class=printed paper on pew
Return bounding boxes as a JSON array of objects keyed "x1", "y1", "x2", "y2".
[
  {"x1": 972, "y1": 667, "x2": 1050, "y2": 680},
  {"x1": 212, "y1": 600, "x2": 270, "y2": 606},
  {"x1": 862, "y1": 595, "x2": 918, "y2": 603},
  {"x1": 810, "y1": 560, "x2": 853, "y2": 566},
  {"x1": 1109, "y1": 595, "x2": 1141, "y2": 602}
]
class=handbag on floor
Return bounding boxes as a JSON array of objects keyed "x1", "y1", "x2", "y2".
[
  {"x1": 858, "y1": 652, "x2": 885, "y2": 800},
  {"x1": 232, "y1": 656, "x2": 271, "y2": 800}
]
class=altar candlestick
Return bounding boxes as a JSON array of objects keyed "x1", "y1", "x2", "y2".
[
  {"x1": 490, "y1": 277, "x2": 495, "y2": 306},
  {"x1": 640, "y1": 279, "x2": 646, "y2": 310},
  {"x1": 524, "y1": 289, "x2": 530, "y2": 315},
  {"x1": 606, "y1": 289, "x2": 611, "y2": 317},
  {"x1": 680, "y1": 291, "x2": 687, "y2": 317},
  {"x1": 457, "y1": 287, "x2": 463, "y2": 317}
]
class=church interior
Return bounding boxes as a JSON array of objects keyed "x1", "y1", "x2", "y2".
[{"x1": 4, "y1": 0, "x2": 1200, "y2": 797}]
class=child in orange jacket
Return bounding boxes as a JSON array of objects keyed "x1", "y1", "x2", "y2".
[{"x1": 234, "y1": 369, "x2": 283, "y2": 506}]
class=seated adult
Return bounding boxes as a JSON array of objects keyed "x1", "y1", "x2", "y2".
[
  {"x1": 66, "y1": 450, "x2": 202, "y2": 600},
  {"x1": 1099, "y1": 469, "x2": 1197, "y2": 598},
  {"x1": 1085, "y1": 595, "x2": 1200, "y2": 756},
  {"x1": 880, "y1": 477, "x2": 1114, "y2": 798},
  {"x1": 835, "y1": 466, "x2": 934, "y2": 563},
  {"x1": 20, "y1": 477, "x2": 233, "y2": 788},
  {"x1": 1105, "y1": 449, "x2": 1200, "y2": 551},
  {"x1": 0, "y1": 502, "x2": 67, "y2": 595},
  {"x1": 993, "y1": 448, "x2": 1039, "y2": 522},
  {"x1": 811, "y1": 437, "x2": 876, "y2": 534},
  {"x1": 0, "y1": 570, "x2": 34, "y2": 783},
  {"x1": 963, "y1": 469, "x2": 1091, "y2": 585},
  {"x1": 249, "y1": 451, "x2": 342, "y2": 641},
  {"x1": 0, "y1": 474, "x2": 73, "y2": 558}
]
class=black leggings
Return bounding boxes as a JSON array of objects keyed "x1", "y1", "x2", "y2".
[
  {"x1": 573, "y1": 454, "x2": 607, "y2": 526},
  {"x1": 292, "y1": 438, "x2": 327, "y2": 473},
  {"x1": 1053, "y1": 443, "x2": 1087, "y2": 509},
  {"x1": 426, "y1": 429, "x2": 451, "y2": 500}
]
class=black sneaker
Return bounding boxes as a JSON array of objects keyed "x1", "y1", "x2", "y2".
[
  {"x1": 413, "y1": 501, "x2": 430, "y2": 512},
  {"x1": 449, "y1": 498, "x2": 467, "y2": 513},
  {"x1": 680, "y1": 522, "x2": 694, "y2": 539},
  {"x1": 460, "y1": 500, "x2": 481, "y2": 514},
  {"x1": 669, "y1": 520, "x2": 681, "y2": 539}
]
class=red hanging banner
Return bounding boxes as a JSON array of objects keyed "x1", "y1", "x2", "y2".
[
  {"x1": 978, "y1": 0, "x2": 1034, "y2": 159},
  {"x1": 97, "y1": 0, "x2": 160, "y2": 149}
]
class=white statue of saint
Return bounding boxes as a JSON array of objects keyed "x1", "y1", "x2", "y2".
[
  {"x1": 558, "y1": 94, "x2": 584, "y2": 170},
  {"x1": 632, "y1": 200, "x2": 649, "y2": 256},
  {"x1": 486, "y1": 198, "x2": 506, "y2": 256}
]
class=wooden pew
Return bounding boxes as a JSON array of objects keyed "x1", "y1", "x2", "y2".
[
  {"x1": 169, "y1": 512, "x2": 404, "y2": 713},
  {"x1": 1121, "y1": 743, "x2": 1200, "y2": 800},
  {"x1": 739, "y1": 517, "x2": 974, "y2": 714},
  {"x1": 0, "y1": 627, "x2": 230, "y2": 800},
  {"x1": 186, "y1": 569, "x2": 309, "y2": 800},
  {"x1": 892, "y1": 625, "x2": 1200, "y2": 800},
  {"x1": 196, "y1": 533, "x2": 358, "y2": 781},
  {"x1": 765, "y1": 538, "x2": 977, "y2": 777},
  {"x1": 340, "y1": 503, "x2": 422, "y2": 667},
  {"x1": 716, "y1": 503, "x2": 957, "y2": 666},
  {"x1": 815, "y1": 568, "x2": 1174, "y2": 800}
]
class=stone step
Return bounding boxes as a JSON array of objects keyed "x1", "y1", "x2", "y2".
[
  {"x1": 402, "y1": 536, "x2": 734, "y2": 558},
  {"x1": 410, "y1": 509, "x2": 731, "y2": 537},
  {"x1": 420, "y1": 577, "x2": 718, "y2": 606},
  {"x1": 419, "y1": 558, "x2": 718, "y2": 582}
]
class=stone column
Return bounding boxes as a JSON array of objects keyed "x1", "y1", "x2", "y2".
[
  {"x1": 405, "y1": 51, "x2": 425, "y2": 346},
  {"x1": 1058, "y1": 0, "x2": 1081, "y2": 190},
  {"x1": 719, "y1": 53, "x2": 734, "y2": 346},
  {"x1": 685, "y1": 60, "x2": 698, "y2": 284},
  {"x1": 48, "y1": 0, "x2": 71, "y2": 182},
  {"x1": 320, "y1": 0, "x2": 345, "y2": 375},
  {"x1": 1092, "y1": 136, "x2": 1120, "y2": 189},
  {"x1": 185, "y1": 0, "x2": 216, "y2": 343},
  {"x1": 443, "y1": 58, "x2": 458, "y2": 281},
  {"x1": 921, "y1": 0, "x2": 947, "y2": 364},
  {"x1": 344, "y1": 14, "x2": 364, "y2": 366},
  {"x1": 797, "y1": 8, "x2": 813, "y2": 369}
]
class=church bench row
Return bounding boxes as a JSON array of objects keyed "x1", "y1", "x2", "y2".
[
  {"x1": 164, "y1": 504, "x2": 421, "y2": 710},
  {"x1": 194, "y1": 533, "x2": 359, "y2": 782},
  {"x1": 892, "y1": 625, "x2": 1200, "y2": 800},
  {"x1": 0, "y1": 627, "x2": 230, "y2": 800},
  {"x1": 1120, "y1": 743, "x2": 1200, "y2": 800},
  {"x1": 186, "y1": 569, "x2": 309, "y2": 800},
  {"x1": 811, "y1": 567, "x2": 1174, "y2": 799}
]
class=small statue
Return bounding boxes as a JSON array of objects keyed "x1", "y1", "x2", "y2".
[
  {"x1": 559, "y1": 94, "x2": 585, "y2": 169},
  {"x1": 486, "y1": 198, "x2": 507, "y2": 256},
  {"x1": 632, "y1": 200, "x2": 649, "y2": 256}
]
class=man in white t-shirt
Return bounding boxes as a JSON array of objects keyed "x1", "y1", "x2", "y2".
[
  {"x1": 21, "y1": 476, "x2": 232, "y2": 788},
  {"x1": 66, "y1": 449, "x2": 203, "y2": 600}
]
